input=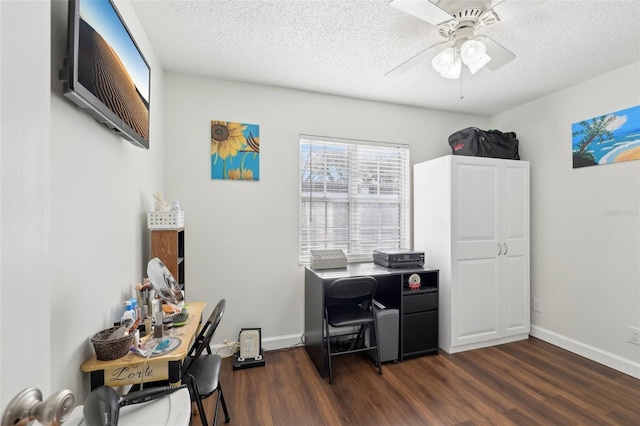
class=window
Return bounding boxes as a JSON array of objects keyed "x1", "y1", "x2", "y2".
[{"x1": 299, "y1": 134, "x2": 410, "y2": 263}]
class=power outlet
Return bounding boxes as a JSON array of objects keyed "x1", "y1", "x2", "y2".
[
  {"x1": 629, "y1": 326, "x2": 640, "y2": 346},
  {"x1": 532, "y1": 298, "x2": 542, "y2": 313}
]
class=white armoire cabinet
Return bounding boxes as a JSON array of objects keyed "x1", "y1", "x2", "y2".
[{"x1": 413, "y1": 155, "x2": 530, "y2": 353}]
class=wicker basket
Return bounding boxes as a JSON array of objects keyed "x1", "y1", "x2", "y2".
[
  {"x1": 91, "y1": 327, "x2": 134, "y2": 361},
  {"x1": 147, "y1": 210, "x2": 184, "y2": 229}
]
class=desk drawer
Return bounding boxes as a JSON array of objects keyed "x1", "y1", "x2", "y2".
[
  {"x1": 403, "y1": 292, "x2": 437, "y2": 314},
  {"x1": 402, "y1": 310, "x2": 438, "y2": 355}
]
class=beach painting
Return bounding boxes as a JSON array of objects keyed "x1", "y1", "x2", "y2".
[
  {"x1": 572, "y1": 105, "x2": 640, "y2": 168},
  {"x1": 211, "y1": 121, "x2": 260, "y2": 181}
]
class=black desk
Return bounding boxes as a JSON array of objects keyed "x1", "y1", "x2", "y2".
[{"x1": 304, "y1": 263, "x2": 439, "y2": 378}]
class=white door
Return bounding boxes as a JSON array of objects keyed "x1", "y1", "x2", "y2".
[
  {"x1": 500, "y1": 162, "x2": 530, "y2": 336},
  {"x1": 451, "y1": 158, "x2": 501, "y2": 346}
]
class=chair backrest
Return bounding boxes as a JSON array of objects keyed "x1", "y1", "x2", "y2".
[
  {"x1": 182, "y1": 298, "x2": 225, "y2": 376},
  {"x1": 325, "y1": 276, "x2": 377, "y2": 310}
]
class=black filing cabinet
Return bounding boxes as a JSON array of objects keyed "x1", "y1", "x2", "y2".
[{"x1": 400, "y1": 272, "x2": 438, "y2": 360}]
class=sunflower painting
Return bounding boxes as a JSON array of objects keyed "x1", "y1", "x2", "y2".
[{"x1": 210, "y1": 120, "x2": 260, "y2": 180}]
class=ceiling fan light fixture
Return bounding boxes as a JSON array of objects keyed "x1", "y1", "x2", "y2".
[
  {"x1": 440, "y1": 56, "x2": 461, "y2": 79},
  {"x1": 431, "y1": 47, "x2": 455, "y2": 74},
  {"x1": 460, "y1": 39, "x2": 487, "y2": 65}
]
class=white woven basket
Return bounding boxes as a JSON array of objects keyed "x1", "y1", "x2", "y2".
[{"x1": 147, "y1": 210, "x2": 184, "y2": 229}]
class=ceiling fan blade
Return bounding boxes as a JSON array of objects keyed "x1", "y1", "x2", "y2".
[
  {"x1": 389, "y1": 0, "x2": 452, "y2": 26},
  {"x1": 491, "y1": 0, "x2": 547, "y2": 22},
  {"x1": 480, "y1": 36, "x2": 516, "y2": 71},
  {"x1": 385, "y1": 40, "x2": 448, "y2": 77}
]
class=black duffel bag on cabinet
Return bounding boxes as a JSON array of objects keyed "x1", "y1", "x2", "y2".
[{"x1": 448, "y1": 127, "x2": 520, "y2": 160}]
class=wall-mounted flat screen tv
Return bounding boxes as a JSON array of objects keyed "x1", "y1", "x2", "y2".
[{"x1": 61, "y1": 0, "x2": 150, "y2": 149}]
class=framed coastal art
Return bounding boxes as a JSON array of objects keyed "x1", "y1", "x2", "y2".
[
  {"x1": 211, "y1": 120, "x2": 260, "y2": 180},
  {"x1": 572, "y1": 105, "x2": 640, "y2": 168}
]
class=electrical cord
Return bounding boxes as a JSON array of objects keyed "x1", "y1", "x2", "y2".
[
  {"x1": 140, "y1": 349, "x2": 153, "y2": 390},
  {"x1": 216, "y1": 339, "x2": 240, "y2": 356}
]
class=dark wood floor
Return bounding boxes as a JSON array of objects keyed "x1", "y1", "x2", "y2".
[{"x1": 192, "y1": 337, "x2": 639, "y2": 425}]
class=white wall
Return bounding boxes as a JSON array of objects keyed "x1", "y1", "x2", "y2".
[
  {"x1": 1, "y1": 0, "x2": 51, "y2": 405},
  {"x1": 490, "y1": 61, "x2": 640, "y2": 378},
  {"x1": 49, "y1": 0, "x2": 165, "y2": 401},
  {"x1": 1, "y1": 0, "x2": 165, "y2": 411},
  {"x1": 163, "y1": 72, "x2": 488, "y2": 348}
]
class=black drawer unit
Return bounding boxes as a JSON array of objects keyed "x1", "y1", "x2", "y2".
[
  {"x1": 400, "y1": 271, "x2": 439, "y2": 360},
  {"x1": 403, "y1": 310, "x2": 438, "y2": 355}
]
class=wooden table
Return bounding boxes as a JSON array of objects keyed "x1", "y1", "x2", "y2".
[{"x1": 81, "y1": 301, "x2": 206, "y2": 390}]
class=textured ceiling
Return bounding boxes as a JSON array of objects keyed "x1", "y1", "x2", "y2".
[{"x1": 131, "y1": 0, "x2": 640, "y2": 116}]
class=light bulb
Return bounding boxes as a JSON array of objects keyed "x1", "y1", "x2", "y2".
[
  {"x1": 461, "y1": 39, "x2": 487, "y2": 65},
  {"x1": 432, "y1": 48, "x2": 455, "y2": 74},
  {"x1": 440, "y1": 57, "x2": 461, "y2": 79}
]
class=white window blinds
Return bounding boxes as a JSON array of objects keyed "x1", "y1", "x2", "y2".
[{"x1": 299, "y1": 135, "x2": 410, "y2": 263}]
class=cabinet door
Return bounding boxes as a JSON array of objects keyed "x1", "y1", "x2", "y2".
[
  {"x1": 501, "y1": 162, "x2": 530, "y2": 336},
  {"x1": 451, "y1": 158, "x2": 501, "y2": 346}
]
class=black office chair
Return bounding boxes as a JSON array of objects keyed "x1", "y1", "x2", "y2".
[
  {"x1": 182, "y1": 298, "x2": 230, "y2": 426},
  {"x1": 324, "y1": 276, "x2": 383, "y2": 384}
]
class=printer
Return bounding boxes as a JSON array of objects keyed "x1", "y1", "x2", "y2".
[{"x1": 373, "y1": 249, "x2": 424, "y2": 268}]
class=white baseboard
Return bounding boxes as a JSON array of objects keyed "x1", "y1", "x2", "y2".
[
  {"x1": 444, "y1": 333, "x2": 529, "y2": 354},
  {"x1": 262, "y1": 333, "x2": 304, "y2": 350},
  {"x1": 530, "y1": 325, "x2": 640, "y2": 379}
]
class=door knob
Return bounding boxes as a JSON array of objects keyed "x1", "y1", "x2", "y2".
[{"x1": 1, "y1": 387, "x2": 75, "y2": 426}]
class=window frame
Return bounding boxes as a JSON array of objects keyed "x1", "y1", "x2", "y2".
[{"x1": 299, "y1": 134, "x2": 410, "y2": 264}]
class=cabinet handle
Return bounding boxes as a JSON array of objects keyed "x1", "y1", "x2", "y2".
[
  {"x1": 503, "y1": 242, "x2": 508, "y2": 255},
  {"x1": 498, "y1": 243, "x2": 502, "y2": 256}
]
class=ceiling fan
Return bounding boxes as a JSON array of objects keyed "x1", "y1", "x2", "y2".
[{"x1": 387, "y1": 0, "x2": 547, "y2": 79}]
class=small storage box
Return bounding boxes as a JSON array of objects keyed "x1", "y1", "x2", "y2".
[
  {"x1": 147, "y1": 210, "x2": 184, "y2": 229},
  {"x1": 310, "y1": 249, "x2": 347, "y2": 270}
]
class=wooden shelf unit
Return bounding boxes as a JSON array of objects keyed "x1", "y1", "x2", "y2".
[{"x1": 151, "y1": 228, "x2": 185, "y2": 290}]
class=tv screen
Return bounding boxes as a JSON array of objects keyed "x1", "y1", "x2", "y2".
[{"x1": 61, "y1": 0, "x2": 150, "y2": 149}]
